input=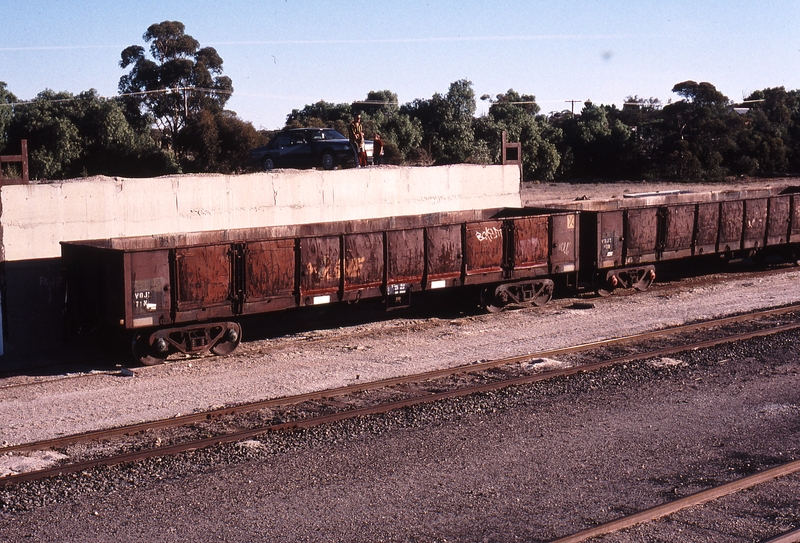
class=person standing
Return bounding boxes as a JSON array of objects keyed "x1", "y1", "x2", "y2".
[
  {"x1": 349, "y1": 113, "x2": 364, "y2": 167},
  {"x1": 373, "y1": 133, "x2": 383, "y2": 166}
]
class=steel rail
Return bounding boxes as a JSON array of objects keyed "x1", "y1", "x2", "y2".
[
  {"x1": 2, "y1": 307, "x2": 800, "y2": 486},
  {"x1": 3, "y1": 303, "x2": 798, "y2": 457},
  {"x1": 547, "y1": 458, "x2": 800, "y2": 543},
  {"x1": 761, "y1": 527, "x2": 800, "y2": 543}
]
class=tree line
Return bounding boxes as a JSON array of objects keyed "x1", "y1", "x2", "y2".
[{"x1": 2, "y1": 21, "x2": 800, "y2": 182}]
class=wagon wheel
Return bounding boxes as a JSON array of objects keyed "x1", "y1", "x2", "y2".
[
  {"x1": 481, "y1": 287, "x2": 504, "y2": 313},
  {"x1": 634, "y1": 269, "x2": 655, "y2": 292},
  {"x1": 131, "y1": 332, "x2": 170, "y2": 366},
  {"x1": 211, "y1": 323, "x2": 242, "y2": 356},
  {"x1": 531, "y1": 285, "x2": 553, "y2": 307}
]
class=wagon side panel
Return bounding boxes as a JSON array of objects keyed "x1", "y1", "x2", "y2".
[
  {"x1": 695, "y1": 202, "x2": 719, "y2": 255},
  {"x1": 766, "y1": 195, "x2": 791, "y2": 246},
  {"x1": 243, "y1": 239, "x2": 297, "y2": 313},
  {"x1": 174, "y1": 245, "x2": 233, "y2": 322},
  {"x1": 661, "y1": 204, "x2": 695, "y2": 260},
  {"x1": 549, "y1": 212, "x2": 579, "y2": 274},
  {"x1": 127, "y1": 250, "x2": 173, "y2": 329},
  {"x1": 596, "y1": 211, "x2": 624, "y2": 270},
  {"x1": 386, "y1": 228, "x2": 425, "y2": 289},
  {"x1": 511, "y1": 215, "x2": 549, "y2": 277},
  {"x1": 299, "y1": 235, "x2": 341, "y2": 305},
  {"x1": 425, "y1": 224, "x2": 463, "y2": 289},
  {"x1": 464, "y1": 220, "x2": 504, "y2": 284},
  {"x1": 743, "y1": 198, "x2": 768, "y2": 249},
  {"x1": 624, "y1": 207, "x2": 659, "y2": 264},
  {"x1": 343, "y1": 232, "x2": 384, "y2": 301},
  {"x1": 719, "y1": 200, "x2": 744, "y2": 252}
]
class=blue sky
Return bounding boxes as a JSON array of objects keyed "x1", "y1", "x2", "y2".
[{"x1": 2, "y1": 0, "x2": 799, "y2": 130}]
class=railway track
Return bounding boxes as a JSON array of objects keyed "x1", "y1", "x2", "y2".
[
  {"x1": 3, "y1": 303, "x2": 800, "y2": 488},
  {"x1": 547, "y1": 459, "x2": 800, "y2": 542},
  {"x1": 1, "y1": 264, "x2": 793, "y2": 393}
]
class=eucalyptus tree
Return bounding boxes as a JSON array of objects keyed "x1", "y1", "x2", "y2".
[
  {"x1": 118, "y1": 21, "x2": 233, "y2": 150},
  {"x1": 477, "y1": 89, "x2": 562, "y2": 181},
  {"x1": 0, "y1": 81, "x2": 17, "y2": 153}
]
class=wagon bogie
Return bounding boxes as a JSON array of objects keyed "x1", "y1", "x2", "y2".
[
  {"x1": 132, "y1": 321, "x2": 241, "y2": 365},
  {"x1": 482, "y1": 279, "x2": 555, "y2": 312}
]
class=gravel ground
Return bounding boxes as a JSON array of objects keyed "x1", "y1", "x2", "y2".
[{"x1": 0, "y1": 327, "x2": 798, "y2": 542}]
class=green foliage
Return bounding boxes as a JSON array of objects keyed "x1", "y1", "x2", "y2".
[
  {"x1": 118, "y1": 21, "x2": 233, "y2": 150},
  {"x1": 404, "y1": 79, "x2": 476, "y2": 164},
  {"x1": 9, "y1": 65, "x2": 800, "y2": 181},
  {"x1": 0, "y1": 81, "x2": 17, "y2": 154},
  {"x1": 5, "y1": 89, "x2": 176, "y2": 179},
  {"x1": 178, "y1": 110, "x2": 267, "y2": 173}
]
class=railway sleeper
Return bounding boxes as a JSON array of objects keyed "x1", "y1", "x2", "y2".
[
  {"x1": 482, "y1": 279, "x2": 554, "y2": 313},
  {"x1": 596, "y1": 265, "x2": 656, "y2": 297},
  {"x1": 132, "y1": 321, "x2": 242, "y2": 366}
]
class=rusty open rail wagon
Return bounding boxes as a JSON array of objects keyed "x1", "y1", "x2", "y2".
[
  {"x1": 577, "y1": 187, "x2": 800, "y2": 295},
  {"x1": 61, "y1": 208, "x2": 580, "y2": 365}
]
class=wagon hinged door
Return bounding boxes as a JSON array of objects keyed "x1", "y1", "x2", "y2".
[
  {"x1": 174, "y1": 245, "x2": 233, "y2": 321},
  {"x1": 127, "y1": 250, "x2": 172, "y2": 328},
  {"x1": 766, "y1": 195, "x2": 791, "y2": 246},
  {"x1": 243, "y1": 239, "x2": 296, "y2": 313},
  {"x1": 624, "y1": 207, "x2": 658, "y2": 264},
  {"x1": 463, "y1": 220, "x2": 504, "y2": 284},
  {"x1": 596, "y1": 211, "x2": 623, "y2": 269},
  {"x1": 299, "y1": 235, "x2": 341, "y2": 305},
  {"x1": 343, "y1": 232, "x2": 384, "y2": 302},
  {"x1": 719, "y1": 200, "x2": 744, "y2": 252},
  {"x1": 694, "y1": 203, "x2": 720, "y2": 256},
  {"x1": 386, "y1": 228, "x2": 424, "y2": 291},
  {"x1": 790, "y1": 195, "x2": 800, "y2": 243},
  {"x1": 743, "y1": 198, "x2": 768, "y2": 249},
  {"x1": 510, "y1": 216, "x2": 549, "y2": 277},
  {"x1": 425, "y1": 224, "x2": 463, "y2": 289},
  {"x1": 660, "y1": 204, "x2": 695, "y2": 261},
  {"x1": 549, "y1": 213, "x2": 579, "y2": 274}
]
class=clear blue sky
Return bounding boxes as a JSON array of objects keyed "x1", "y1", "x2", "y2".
[{"x1": 2, "y1": 0, "x2": 799, "y2": 130}]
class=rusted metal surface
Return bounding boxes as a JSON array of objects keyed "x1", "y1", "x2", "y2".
[
  {"x1": 661, "y1": 204, "x2": 695, "y2": 260},
  {"x1": 719, "y1": 200, "x2": 744, "y2": 251},
  {"x1": 343, "y1": 232, "x2": 384, "y2": 302},
  {"x1": 624, "y1": 207, "x2": 659, "y2": 264},
  {"x1": 425, "y1": 224, "x2": 463, "y2": 288},
  {"x1": 549, "y1": 212, "x2": 579, "y2": 274},
  {"x1": 464, "y1": 220, "x2": 504, "y2": 281},
  {"x1": 596, "y1": 211, "x2": 624, "y2": 269},
  {"x1": 766, "y1": 195, "x2": 791, "y2": 246},
  {"x1": 511, "y1": 216, "x2": 549, "y2": 275},
  {"x1": 695, "y1": 202, "x2": 720, "y2": 255},
  {"x1": 386, "y1": 228, "x2": 425, "y2": 289},
  {"x1": 299, "y1": 236, "x2": 341, "y2": 304},
  {"x1": 175, "y1": 245, "x2": 231, "y2": 314},
  {"x1": 244, "y1": 239, "x2": 296, "y2": 313},
  {"x1": 743, "y1": 198, "x2": 768, "y2": 249}
]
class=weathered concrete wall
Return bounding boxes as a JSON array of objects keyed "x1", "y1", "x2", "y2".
[{"x1": 0, "y1": 164, "x2": 521, "y2": 262}]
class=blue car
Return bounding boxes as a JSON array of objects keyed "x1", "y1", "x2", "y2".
[{"x1": 250, "y1": 128, "x2": 372, "y2": 171}]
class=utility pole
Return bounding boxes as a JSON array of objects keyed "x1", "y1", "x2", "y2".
[{"x1": 566, "y1": 99, "x2": 582, "y2": 117}]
